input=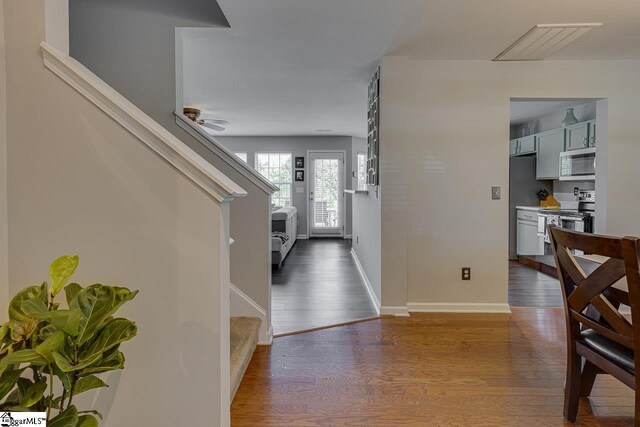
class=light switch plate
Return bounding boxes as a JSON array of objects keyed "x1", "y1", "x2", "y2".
[{"x1": 491, "y1": 186, "x2": 501, "y2": 200}]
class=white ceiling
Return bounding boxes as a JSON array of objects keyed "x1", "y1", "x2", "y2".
[{"x1": 181, "y1": 0, "x2": 640, "y2": 137}]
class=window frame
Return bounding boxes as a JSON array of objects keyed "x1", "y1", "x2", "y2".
[
  {"x1": 233, "y1": 152, "x2": 248, "y2": 163},
  {"x1": 356, "y1": 152, "x2": 367, "y2": 191},
  {"x1": 254, "y1": 151, "x2": 293, "y2": 207}
]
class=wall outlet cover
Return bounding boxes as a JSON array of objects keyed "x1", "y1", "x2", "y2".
[{"x1": 462, "y1": 267, "x2": 471, "y2": 280}]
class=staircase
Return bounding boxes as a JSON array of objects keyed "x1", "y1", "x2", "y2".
[{"x1": 230, "y1": 317, "x2": 261, "y2": 400}]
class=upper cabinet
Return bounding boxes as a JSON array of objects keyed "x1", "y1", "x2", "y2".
[
  {"x1": 536, "y1": 128, "x2": 565, "y2": 180},
  {"x1": 588, "y1": 120, "x2": 596, "y2": 147},
  {"x1": 510, "y1": 135, "x2": 536, "y2": 157},
  {"x1": 565, "y1": 122, "x2": 589, "y2": 151}
]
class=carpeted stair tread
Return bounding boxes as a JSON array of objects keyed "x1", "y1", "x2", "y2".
[{"x1": 230, "y1": 316, "x2": 261, "y2": 401}]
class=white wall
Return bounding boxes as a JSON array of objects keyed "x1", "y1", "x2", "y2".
[
  {"x1": 380, "y1": 56, "x2": 640, "y2": 311},
  {"x1": 4, "y1": 1, "x2": 231, "y2": 424},
  {"x1": 0, "y1": 1, "x2": 8, "y2": 319},
  {"x1": 218, "y1": 136, "x2": 355, "y2": 236}
]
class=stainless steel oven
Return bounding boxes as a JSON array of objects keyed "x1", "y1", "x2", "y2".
[{"x1": 559, "y1": 148, "x2": 596, "y2": 181}]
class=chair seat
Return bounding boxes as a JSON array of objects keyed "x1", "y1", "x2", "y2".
[{"x1": 580, "y1": 329, "x2": 635, "y2": 372}]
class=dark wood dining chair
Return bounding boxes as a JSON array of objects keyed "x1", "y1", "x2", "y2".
[{"x1": 548, "y1": 226, "x2": 640, "y2": 423}]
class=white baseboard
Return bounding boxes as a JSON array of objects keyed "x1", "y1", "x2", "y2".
[
  {"x1": 381, "y1": 306, "x2": 410, "y2": 317},
  {"x1": 297, "y1": 234, "x2": 309, "y2": 240},
  {"x1": 258, "y1": 324, "x2": 273, "y2": 345},
  {"x1": 408, "y1": 302, "x2": 512, "y2": 313},
  {"x1": 350, "y1": 249, "x2": 381, "y2": 315}
]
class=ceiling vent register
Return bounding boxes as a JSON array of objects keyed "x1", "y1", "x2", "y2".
[{"x1": 494, "y1": 23, "x2": 602, "y2": 61}]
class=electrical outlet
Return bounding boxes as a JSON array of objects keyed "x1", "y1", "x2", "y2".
[
  {"x1": 462, "y1": 267, "x2": 471, "y2": 280},
  {"x1": 491, "y1": 187, "x2": 501, "y2": 200},
  {"x1": 356, "y1": 236, "x2": 359, "y2": 244},
  {"x1": 574, "y1": 187, "x2": 579, "y2": 196}
]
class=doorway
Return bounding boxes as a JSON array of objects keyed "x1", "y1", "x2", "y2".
[{"x1": 308, "y1": 151, "x2": 345, "y2": 237}]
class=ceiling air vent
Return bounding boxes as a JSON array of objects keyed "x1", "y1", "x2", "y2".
[{"x1": 494, "y1": 23, "x2": 602, "y2": 61}]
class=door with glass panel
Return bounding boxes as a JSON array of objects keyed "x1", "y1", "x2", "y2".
[{"x1": 309, "y1": 152, "x2": 345, "y2": 237}]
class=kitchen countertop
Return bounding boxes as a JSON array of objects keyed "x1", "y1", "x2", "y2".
[{"x1": 516, "y1": 206, "x2": 544, "y2": 212}]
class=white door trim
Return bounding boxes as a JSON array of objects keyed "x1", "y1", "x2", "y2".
[{"x1": 306, "y1": 150, "x2": 347, "y2": 238}]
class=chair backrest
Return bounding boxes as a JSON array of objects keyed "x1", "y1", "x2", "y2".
[{"x1": 548, "y1": 226, "x2": 640, "y2": 351}]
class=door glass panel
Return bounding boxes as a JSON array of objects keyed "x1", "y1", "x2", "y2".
[{"x1": 313, "y1": 159, "x2": 340, "y2": 228}]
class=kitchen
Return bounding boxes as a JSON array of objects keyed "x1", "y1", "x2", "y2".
[{"x1": 508, "y1": 99, "x2": 605, "y2": 307}]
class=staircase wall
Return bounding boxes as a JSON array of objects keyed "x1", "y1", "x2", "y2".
[
  {"x1": 3, "y1": 1, "x2": 232, "y2": 425},
  {"x1": 68, "y1": 0, "x2": 273, "y2": 332},
  {"x1": 0, "y1": 1, "x2": 7, "y2": 320}
]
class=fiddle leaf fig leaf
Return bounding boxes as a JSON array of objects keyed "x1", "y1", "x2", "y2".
[
  {"x1": 76, "y1": 414, "x2": 99, "y2": 427},
  {"x1": 9, "y1": 318, "x2": 38, "y2": 342},
  {"x1": 1, "y1": 349, "x2": 48, "y2": 368},
  {"x1": 80, "y1": 350, "x2": 125, "y2": 376},
  {"x1": 82, "y1": 318, "x2": 137, "y2": 362},
  {"x1": 64, "y1": 283, "x2": 83, "y2": 306},
  {"x1": 35, "y1": 330, "x2": 65, "y2": 362},
  {"x1": 49, "y1": 405, "x2": 79, "y2": 427},
  {"x1": 52, "y1": 352, "x2": 102, "y2": 373},
  {"x1": 49, "y1": 255, "x2": 79, "y2": 298},
  {"x1": 20, "y1": 377, "x2": 47, "y2": 408},
  {"x1": 0, "y1": 368, "x2": 25, "y2": 401},
  {"x1": 32, "y1": 309, "x2": 82, "y2": 337},
  {"x1": 71, "y1": 285, "x2": 115, "y2": 345},
  {"x1": 106, "y1": 287, "x2": 138, "y2": 317},
  {"x1": 78, "y1": 410, "x2": 103, "y2": 421},
  {"x1": 9, "y1": 286, "x2": 44, "y2": 322},
  {"x1": 73, "y1": 375, "x2": 108, "y2": 395}
]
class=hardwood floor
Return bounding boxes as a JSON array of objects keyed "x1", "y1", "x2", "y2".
[
  {"x1": 271, "y1": 239, "x2": 378, "y2": 335},
  {"x1": 232, "y1": 310, "x2": 634, "y2": 426},
  {"x1": 509, "y1": 260, "x2": 564, "y2": 307}
]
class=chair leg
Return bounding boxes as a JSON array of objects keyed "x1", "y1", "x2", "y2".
[
  {"x1": 580, "y1": 360, "x2": 599, "y2": 397},
  {"x1": 564, "y1": 351, "x2": 582, "y2": 422}
]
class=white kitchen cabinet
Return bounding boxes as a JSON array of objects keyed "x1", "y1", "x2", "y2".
[
  {"x1": 509, "y1": 135, "x2": 536, "y2": 157},
  {"x1": 536, "y1": 128, "x2": 565, "y2": 180},
  {"x1": 588, "y1": 120, "x2": 596, "y2": 147},
  {"x1": 565, "y1": 122, "x2": 590, "y2": 151},
  {"x1": 509, "y1": 140, "x2": 517, "y2": 156},
  {"x1": 517, "y1": 209, "x2": 544, "y2": 256}
]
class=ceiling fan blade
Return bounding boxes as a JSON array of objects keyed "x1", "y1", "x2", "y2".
[
  {"x1": 202, "y1": 118, "x2": 230, "y2": 125},
  {"x1": 201, "y1": 122, "x2": 225, "y2": 132}
]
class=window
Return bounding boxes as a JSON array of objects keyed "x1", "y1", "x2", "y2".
[
  {"x1": 357, "y1": 152, "x2": 367, "y2": 191},
  {"x1": 234, "y1": 152, "x2": 248, "y2": 162},
  {"x1": 255, "y1": 152, "x2": 292, "y2": 207}
]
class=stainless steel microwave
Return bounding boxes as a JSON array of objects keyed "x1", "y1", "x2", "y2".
[{"x1": 559, "y1": 147, "x2": 596, "y2": 181}]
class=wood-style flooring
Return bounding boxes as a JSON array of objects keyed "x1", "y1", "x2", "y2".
[
  {"x1": 271, "y1": 239, "x2": 378, "y2": 335},
  {"x1": 232, "y1": 310, "x2": 634, "y2": 426},
  {"x1": 509, "y1": 260, "x2": 563, "y2": 307}
]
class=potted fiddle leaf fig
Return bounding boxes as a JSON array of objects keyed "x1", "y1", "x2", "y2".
[{"x1": 0, "y1": 255, "x2": 138, "y2": 426}]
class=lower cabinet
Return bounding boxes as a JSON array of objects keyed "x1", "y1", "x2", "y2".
[{"x1": 517, "y1": 210, "x2": 544, "y2": 256}]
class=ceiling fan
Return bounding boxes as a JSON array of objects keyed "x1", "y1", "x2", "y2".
[{"x1": 183, "y1": 107, "x2": 229, "y2": 132}]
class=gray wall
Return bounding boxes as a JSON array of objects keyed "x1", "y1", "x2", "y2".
[
  {"x1": 0, "y1": 0, "x2": 7, "y2": 317},
  {"x1": 351, "y1": 137, "x2": 381, "y2": 304},
  {"x1": 69, "y1": 0, "x2": 275, "y2": 321},
  {"x1": 218, "y1": 136, "x2": 355, "y2": 236}
]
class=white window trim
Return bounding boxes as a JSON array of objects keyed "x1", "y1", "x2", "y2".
[
  {"x1": 254, "y1": 151, "x2": 293, "y2": 207},
  {"x1": 356, "y1": 152, "x2": 367, "y2": 191},
  {"x1": 233, "y1": 152, "x2": 248, "y2": 163}
]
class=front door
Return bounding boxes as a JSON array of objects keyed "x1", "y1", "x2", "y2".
[{"x1": 309, "y1": 152, "x2": 345, "y2": 237}]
